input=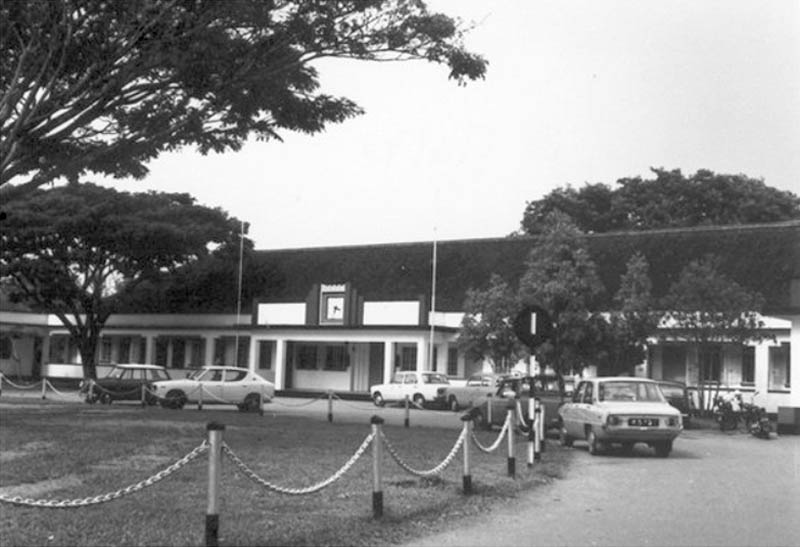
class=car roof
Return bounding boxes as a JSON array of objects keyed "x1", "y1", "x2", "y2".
[
  {"x1": 655, "y1": 379, "x2": 687, "y2": 387},
  {"x1": 202, "y1": 366, "x2": 249, "y2": 371},
  {"x1": 585, "y1": 376, "x2": 658, "y2": 383},
  {"x1": 112, "y1": 364, "x2": 166, "y2": 370}
]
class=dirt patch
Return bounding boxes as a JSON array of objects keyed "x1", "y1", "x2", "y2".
[
  {"x1": 0, "y1": 475, "x2": 83, "y2": 499},
  {"x1": 0, "y1": 440, "x2": 57, "y2": 463}
]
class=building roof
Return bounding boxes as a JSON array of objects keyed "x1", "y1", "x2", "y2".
[{"x1": 253, "y1": 221, "x2": 800, "y2": 315}]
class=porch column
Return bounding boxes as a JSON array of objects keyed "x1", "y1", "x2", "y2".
[
  {"x1": 383, "y1": 342, "x2": 394, "y2": 383},
  {"x1": 248, "y1": 337, "x2": 258, "y2": 373},
  {"x1": 790, "y1": 317, "x2": 799, "y2": 407},
  {"x1": 204, "y1": 336, "x2": 214, "y2": 367},
  {"x1": 274, "y1": 339, "x2": 286, "y2": 390},
  {"x1": 145, "y1": 336, "x2": 155, "y2": 364},
  {"x1": 439, "y1": 342, "x2": 448, "y2": 374},
  {"x1": 416, "y1": 339, "x2": 425, "y2": 372}
]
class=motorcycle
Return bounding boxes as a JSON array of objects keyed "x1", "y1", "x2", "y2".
[{"x1": 741, "y1": 392, "x2": 772, "y2": 439}]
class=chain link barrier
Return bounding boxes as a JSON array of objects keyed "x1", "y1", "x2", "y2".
[
  {"x1": 270, "y1": 393, "x2": 327, "y2": 407},
  {"x1": 330, "y1": 392, "x2": 375, "y2": 411},
  {"x1": 380, "y1": 428, "x2": 466, "y2": 477},
  {"x1": 0, "y1": 442, "x2": 208, "y2": 508},
  {"x1": 43, "y1": 380, "x2": 81, "y2": 399},
  {"x1": 222, "y1": 433, "x2": 375, "y2": 495},
  {"x1": 0, "y1": 374, "x2": 43, "y2": 390},
  {"x1": 515, "y1": 400, "x2": 533, "y2": 433},
  {"x1": 471, "y1": 413, "x2": 511, "y2": 453}
]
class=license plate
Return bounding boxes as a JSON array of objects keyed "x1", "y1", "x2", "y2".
[{"x1": 628, "y1": 418, "x2": 658, "y2": 427}]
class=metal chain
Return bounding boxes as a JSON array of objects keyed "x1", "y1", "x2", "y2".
[
  {"x1": 0, "y1": 442, "x2": 208, "y2": 508},
  {"x1": 330, "y1": 393, "x2": 375, "y2": 411},
  {"x1": 515, "y1": 400, "x2": 533, "y2": 433},
  {"x1": 43, "y1": 380, "x2": 80, "y2": 399},
  {"x1": 90, "y1": 383, "x2": 141, "y2": 398},
  {"x1": 0, "y1": 376, "x2": 42, "y2": 390},
  {"x1": 271, "y1": 394, "x2": 327, "y2": 407},
  {"x1": 471, "y1": 414, "x2": 511, "y2": 453},
  {"x1": 380, "y1": 428, "x2": 465, "y2": 477},
  {"x1": 222, "y1": 433, "x2": 375, "y2": 495}
]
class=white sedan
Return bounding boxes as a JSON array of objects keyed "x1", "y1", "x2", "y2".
[{"x1": 152, "y1": 366, "x2": 275, "y2": 412}]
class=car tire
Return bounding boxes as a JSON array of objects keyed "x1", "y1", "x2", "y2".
[
  {"x1": 413, "y1": 394, "x2": 425, "y2": 408},
  {"x1": 587, "y1": 429, "x2": 603, "y2": 456},
  {"x1": 100, "y1": 393, "x2": 112, "y2": 405},
  {"x1": 242, "y1": 393, "x2": 261, "y2": 413},
  {"x1": 654, "y1": 440, "x2": 672, "y2": 458},
  {"x1": 559, "y1": 427, "x2": 573, "y2": 447},
  {"x1": 165, "y1": 390, "x2": 186, "y2": 410},
  {"x1": 476, "y1": 408, "x2": 491, "y2": 430},
  {"x1": 449, "y1": 396, "x2": 459, "y2": 412},
  {"x1": 372, "y1": 392, "x2": 385, "y2": 407}
]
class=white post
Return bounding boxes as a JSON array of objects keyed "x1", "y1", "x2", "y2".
[{"x1": 205, "y1": 422, "x2": 225, "y2": 547}]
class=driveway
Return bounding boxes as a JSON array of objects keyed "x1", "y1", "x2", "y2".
[{"x1": 404, "y1": 428, "x2": 800, "y2": 547}]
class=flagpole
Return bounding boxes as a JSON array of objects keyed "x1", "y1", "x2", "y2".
[
  {"x1": 428, "y1": 227, "x2": 437, "y2": 371},
  {"x1": 234, "y1": 221, "x2": 246, "y2": 366}
]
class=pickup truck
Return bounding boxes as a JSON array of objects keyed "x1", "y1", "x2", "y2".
[
  {"x1": 473, "y1": 374, "x2": 567, "y2": 433},
  {"x1": 370, "y1": 370, "x2": 450, "y2": 409}
]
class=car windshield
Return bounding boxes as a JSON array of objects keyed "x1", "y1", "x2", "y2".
[
  {"x1": 422, "y1": 373, "x2": 449, "y2": 384},
  {"x1": 188, "y1": 369, "x2": 211, "y2": 380},
  {"x1": 658, "y1": 385, "x2": 685, "y2": 398},
  {"x1": 106, "y1": 367, "x2": 127, "y2": 379},
  {"x1": 598, "y1": 381, "x2": 664, "y2": 402}
]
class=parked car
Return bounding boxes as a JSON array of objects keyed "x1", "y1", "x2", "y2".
[
  {"x1": 474, "y1": 374, "x2": 567, "y2": 433},
  {"x1": 152, "y1": 366, "x2": 275, "y2": 412},
  {"x1": 445, "y1": 373, "x2": 501, "y2": 411},
  {"x1": 559, "y1": 377, "x2": 682, "y2": 457},
  {"x1": 81, "y1": 364, "x2": 170, "y2": 404},
  {"x1": 655, "y1": 379, "x2": 692, "y2": 427},
  {"x1": 370, "y1": 370, "x2": 450, "y2": 408}
]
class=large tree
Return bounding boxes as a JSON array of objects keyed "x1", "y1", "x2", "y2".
[
  {"x1": 521, "y1": 168, "x2": 800, "y2": 234},
  {"x1": 0, "y1": 182, "x2": 245, "y2": 378},
  {"x1": 1, "y1": 0, "x2": 487, "y2": 197},
  {"x1": 517, "y1": 212, "x2": 606, "y2": 376},
  {"x1": 456, "y1": 273, "x2": 528, "y2": 374}
]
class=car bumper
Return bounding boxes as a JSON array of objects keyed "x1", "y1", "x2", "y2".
[{"x1": 596, "y1": 425, "x2": 681, "y2": 443}]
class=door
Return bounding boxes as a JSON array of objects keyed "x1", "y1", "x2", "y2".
[{"x1": 199, "y1": 368, "x2": 225, "y2": 402}]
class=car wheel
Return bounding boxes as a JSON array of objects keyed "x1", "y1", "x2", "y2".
[
  {"x1": 413, "y1": 394, "x2": 425, "y2": 408},
  {"x1": 165, "y1": 390, "x2": 186, "y2": 410},
  {"x1": 475, "y1": 408, "x2": 491, "y2": 430},
  {"x1": 449, "y1": 396, "x2": 459, "y2": 412},
  {"x1": 100, "y1": 393, "x2": 112, "y2": 405},
  {"x1": 372, "y1": 392, "x2": 385, "y2": 407},
  {"x1": 241, "y1": 393, "x2": 261, "y2": 413},
  {"x1": 587, "y1": 429, "x2": 603, "y2": 456},
  {"x1": 559, "y1": 427, "x2": 573, "y2": 447},
  {"x1": 654, "y1": 440, "x2": 672, "y2": 458}
]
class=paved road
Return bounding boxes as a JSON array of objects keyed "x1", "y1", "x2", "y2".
[{"x1": 404, "y1": 428, "x2": 800, "y2": 547}]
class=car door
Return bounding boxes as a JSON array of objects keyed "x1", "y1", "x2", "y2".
[
  {"x1": 223, "y1": 369, "x2": 249, "y2": 403},
  {"x1": 199, "y1": 368, "x2": 225, "y2": 402},
  {"x1": 563, "y1": 381, "x2": 587, "y2": 437}
]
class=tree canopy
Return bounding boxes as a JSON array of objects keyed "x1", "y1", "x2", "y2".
[
  {"x1": 521, "y1": 168, "x2": 800, "y2": 235},
  {"x1": 1, "y1": 0, "x2": 487, "y2": 197},
  {"x1": 0, "y1": 182, "x2": 245, "y2": 377}
]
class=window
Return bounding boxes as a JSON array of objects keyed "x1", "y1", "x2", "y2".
[
  {"x1": 397, "y1": 345, "x2": 417, "y2": 371},
  {"x1": 99, "y1": 338, "x2": 113, "y2": 364},
  {"x1": 741, "y1": 346, "x2": 755, "y2": 384},
  {"x1": 447, "y1": 348, "x2": 458, "y2": 377},
  {"x1": 699, "y1": 345, "x2": 721, "y2": 382},
  {"x1": 224, "y1": 369, "x2": 248, "y2": 382},
  {"x1": 0, "y1": 336, "x2": 12, "y2": 359},
  {"x1": 582, "y1": 382, "x2": 594, "y2": 404},
  {"x1": 296, "y1": 345, "x2": 318, "y2": 370},
  {"x1": 235, "y1": 336, "x2": 250, "y2": 367},
  {"x1": 258, "y1": 341, "x2": 273, "y2": 370},
  {"x1": 769, "y1": 343, "x2": 790, "y2": 390},
  {"x1": 325, "y1": 345, "x2": 349, "y2": 371}
]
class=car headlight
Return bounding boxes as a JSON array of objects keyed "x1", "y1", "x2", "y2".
[
  {"x1": 667, "y1": 416, "x2": 680, "y2": 427},
  {"x1": 607, "y1": 415, "x2": 622, "y2": 426}
]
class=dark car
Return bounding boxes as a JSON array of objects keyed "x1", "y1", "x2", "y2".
[
  {"x1": 475, "y1": 374, "x2": 566, "y2": 433},
  {"x1": 82, "y1": 364, "x2": 171, "y2": 404},
  {"x1": 655, "y1": 380, "x2": 692, "y2": 427}
]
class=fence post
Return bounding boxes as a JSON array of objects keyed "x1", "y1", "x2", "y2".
[
  {"x1": 41, "y1": 378, "x2": 47, "y2": 400},
  {"x1": 506, "y1": 403, "x2": 515, "y2": 478},
  {"x1": 527, "y1": 395, "x2": 535, "y2": 468},
  {"x1": 538, "y1": 399, "x2": 545, "y2": 455},
  {"x1": 371, "y1": 415, "x2": 384, "y2": 518},
  {"x1": 486, "y1": 393, "x2": 492, "y2": 425},
  {"x1": 198, "y1": 385, "x2": 204, "y2": 411},
  {"x1": 259, "y1": 391, "x2": 264, "y2": 417},
  {"x1": 534, "y1": 400, "x2": 542, "y2": 461},
  {"x1": 461, "y1": 413, "x2": 473, "y2": 494},
  {"x1": 141, "y1": 384, "x2": 147, "y2": 408},
  {"x1": 404, "y1": 394, "x2": 410, "y2": 428},
  {"x1": 328, "y1": 390, "x2": 334, "y2": 423},
  {"x1": 206, "y1": 422, "x2": 225, "y2": 547}
]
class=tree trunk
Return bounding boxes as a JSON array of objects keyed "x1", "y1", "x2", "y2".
[{"x1": 79, "y1": 337, "x2": 98, "y2": 380}]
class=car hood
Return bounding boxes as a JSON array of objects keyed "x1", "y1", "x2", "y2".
[{"x1": 595, "y1": 401, "x2": 680, "y2": 415}]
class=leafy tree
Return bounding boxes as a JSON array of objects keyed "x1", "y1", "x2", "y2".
[
  {"x1": 597, "y1": 252, "x2": 659, "y2": 375},
  {"x1": 1, "y1": 0, "x2": 486, "y2": 198},
  {"x1": 456, "y1": 274, "x2": 527, "y2": 374},
  {"x1": 521, "y1": 168, "x2": 800, "y2": 234},
  {"x1": 659, "y1": 255, "x2": 768, "y2": 380},
  {"x1": 0, "y1": 182, "x2": 244, "y2": 378},
  {"x1": 517, "y1": 212, "x2": 606, "y2": 375}
]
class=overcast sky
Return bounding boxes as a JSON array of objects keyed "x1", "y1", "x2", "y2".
[{"x1": 100, "y1": 0, "x2": 800, "y2": 250}]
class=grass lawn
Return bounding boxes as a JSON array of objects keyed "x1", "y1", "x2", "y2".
[{"x1": 0, "y1": 399, "x2": 573, "y2": 546}]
